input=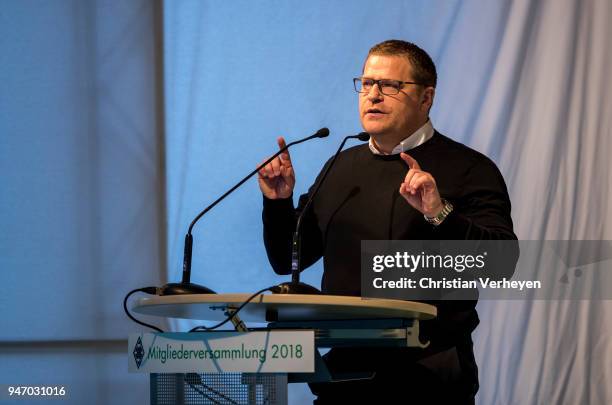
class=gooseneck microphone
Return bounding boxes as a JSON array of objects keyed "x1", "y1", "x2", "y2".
[
  {"x1": 272, "y1": 131, "x2": 370, "y2": 295},
  {"x1": 159, "y1": 127, "x2": 330, "y2": 296}
]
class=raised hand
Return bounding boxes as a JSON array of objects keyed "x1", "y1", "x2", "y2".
[
  {"x1": 257, "y1": 137, "x2": 296, "y2": 199},
  {"x1": 399, "y1": 152, "x2": 443, "y2": 217}
]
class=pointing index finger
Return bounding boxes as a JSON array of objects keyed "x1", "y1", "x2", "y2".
[
  {"x1": 400, "y1": 152, "x2": 420, "y2": 170},
  {"x1": 277, "y1": 136, "x2": 292, "y2": 162}
]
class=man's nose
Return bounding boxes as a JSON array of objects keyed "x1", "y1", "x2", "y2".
[{"x1": 366, "y1": 83, "x2": 383, "y2": 101}]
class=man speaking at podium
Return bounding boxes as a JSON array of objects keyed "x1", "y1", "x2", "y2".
[{"x1": 258, "y1": 40, "x2": 516, "y2": 404}]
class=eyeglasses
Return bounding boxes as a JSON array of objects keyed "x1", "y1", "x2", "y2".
[{"x1": 353, "y1": 77, "x2": 423, "y2": 96}]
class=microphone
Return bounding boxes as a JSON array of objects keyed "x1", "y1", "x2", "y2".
[
  {"x1": 271, "y1": 132, "x2": 370, "y2": 295},
  {"x1": 159, "y1": 127, "x2": 330, "y2": 296}
]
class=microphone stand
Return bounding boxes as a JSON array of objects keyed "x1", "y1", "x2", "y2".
[
  {"x1": 159, "y1": 128, "x2": 330, "y2": 295},
  {"x1": 272, "y1": 132, "x2": 370, "y2": 295}
]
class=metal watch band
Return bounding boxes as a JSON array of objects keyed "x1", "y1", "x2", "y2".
[{"x1": 424, "y1": 199, "x2": 453, "y2": 226}]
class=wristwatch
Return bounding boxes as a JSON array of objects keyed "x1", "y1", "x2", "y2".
[{"x1": 424, "y1": 199, "x2": 453, "y2": 226}]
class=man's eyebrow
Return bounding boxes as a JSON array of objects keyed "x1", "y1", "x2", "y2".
[{"x1": 361, "y1": 77, "x2": 403, "y2": 82}]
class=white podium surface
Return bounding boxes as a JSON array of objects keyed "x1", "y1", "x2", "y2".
[
  {"x1": 134, "y1": 293, "x2": 438, "y2": 403},
  {"x1": 132, "y1": 293, "x2": 436, "y2": 323}
]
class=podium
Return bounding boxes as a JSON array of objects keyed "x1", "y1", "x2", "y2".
[{"x1": 132, "y1": 294, "x2": 436, "y2": 404}]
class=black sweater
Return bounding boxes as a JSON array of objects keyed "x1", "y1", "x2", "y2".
[{"x1": 262, "y1": 132, "x2": 516, "y2": 346}]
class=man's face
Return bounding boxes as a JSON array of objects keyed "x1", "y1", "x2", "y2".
[{"x1": 359, "y1": 54, "x2": 431, "y2": 142}]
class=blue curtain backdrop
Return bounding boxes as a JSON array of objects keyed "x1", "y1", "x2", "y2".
[
  {"x1": 0, "y1": 0, "x2": 163, "y2": 403},
  {"x1": 163, "y1": 1, "x2": 612, "y2": 404}
]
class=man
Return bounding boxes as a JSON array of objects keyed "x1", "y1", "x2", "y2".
[{"x1": 258, "y1": 40, "x2": 516, "y2": 404}]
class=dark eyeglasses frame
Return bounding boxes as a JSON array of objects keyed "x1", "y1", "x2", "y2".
[{"x1": 353, "y1": 77, "x2": 424, "y2": 96}]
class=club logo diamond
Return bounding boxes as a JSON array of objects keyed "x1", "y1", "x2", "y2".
[{"x1": 133, "y1": 336, "x2": 145, "y2": 369}]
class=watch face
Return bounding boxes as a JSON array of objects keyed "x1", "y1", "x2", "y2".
[{"x1": 426, "y1": 200, "x2": 452, "y2": 225}]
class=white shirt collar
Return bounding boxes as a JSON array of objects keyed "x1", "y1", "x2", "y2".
[{"x1": 368, "y1": 120, "x2": 435, "y2": 155}]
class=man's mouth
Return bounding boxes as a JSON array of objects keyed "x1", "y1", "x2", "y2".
[{"x1": 365, "y1": 108, "x2": 386, "y2": 117}]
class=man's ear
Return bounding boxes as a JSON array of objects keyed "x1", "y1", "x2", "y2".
[{"x1": 420, "y1": 87, "x2": 435, "y2": 113}]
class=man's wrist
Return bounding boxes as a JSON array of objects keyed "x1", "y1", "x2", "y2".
[
  {"x1": 424, "y1": 200, "x2": 444, "y2": 218},
  {"x1": 263, "y1": 192, "x2": 293, "y2": 201},
  {"x1": 424, "y1": 199, "x2": 453, "y2": 226}
]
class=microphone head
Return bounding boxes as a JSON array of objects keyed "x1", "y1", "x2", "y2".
[
  {"x1": 315, "y1": 127, "x2": 330, "y2": 138},
  {"x1": 356, "y1": 132, "x2": 370, "y2": 141}
]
